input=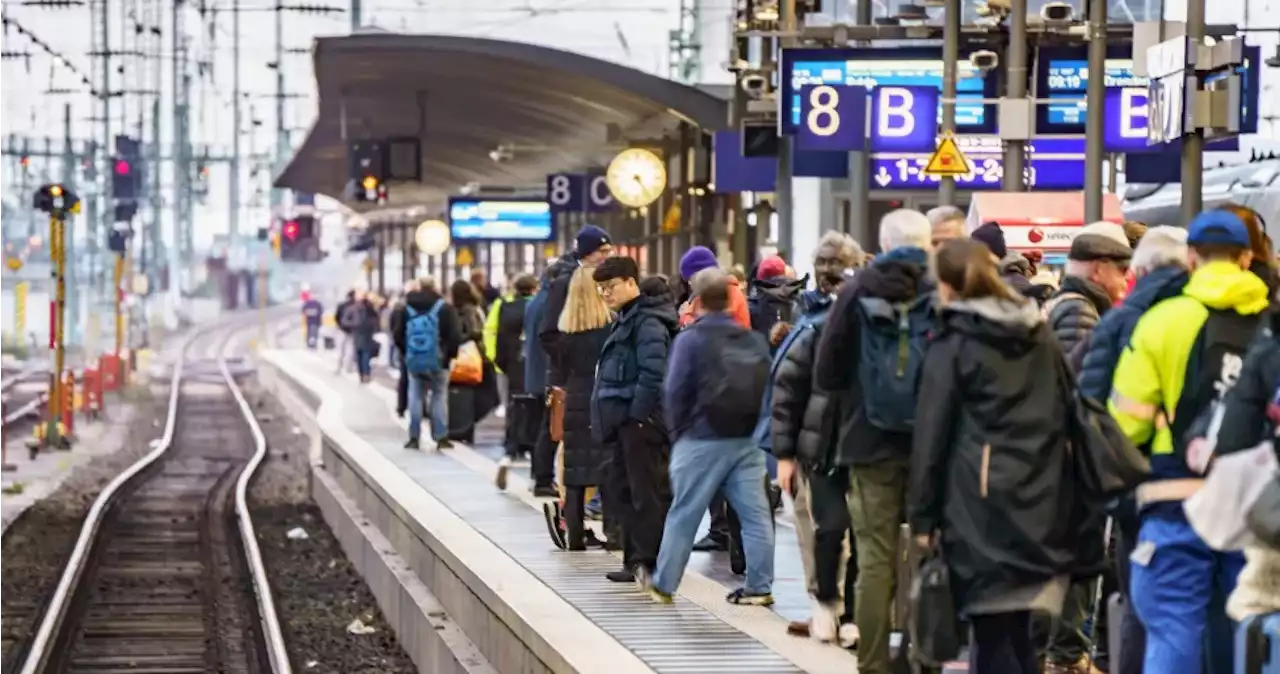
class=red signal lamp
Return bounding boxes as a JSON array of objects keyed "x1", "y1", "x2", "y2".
[
  {"x1": 283, "y1": 220, "x2": 300, "y2": 241},
  {"x1": 114, "y1": 159, "x2": 131, "y2": 175}
]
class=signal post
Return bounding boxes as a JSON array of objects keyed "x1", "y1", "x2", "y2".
[{"x1": 33, "y1": 184, "x2": 81, "y2": 450}]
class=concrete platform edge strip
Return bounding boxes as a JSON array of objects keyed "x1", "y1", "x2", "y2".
[
  {"x1": 259, "y1": 350, "x2": 658, "y2": 674},
  {"x1": 311, "y1": 464, "x2": 499, "y2": 674},
  {"x1": 360, "y1": 381, "x2": 862, "y2": 674}
]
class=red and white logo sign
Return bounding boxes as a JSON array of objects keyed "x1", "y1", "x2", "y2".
[{"x1": 1005, "y1": 225, "x2": 1081, "y2": 251}]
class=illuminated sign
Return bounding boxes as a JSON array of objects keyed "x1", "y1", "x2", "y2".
[
  {"x1": 780, "y1": 47, "x2": 997, "y2": 135},
  {"x1": 447, "y1": 198, "x2": 554, "y2": 241},
  {"x1": 1037, "y1": 45, "x2": 1259, "y2": 135},
  {"x1": 869, "y1": 85, "x2": 940, "y2": 153},
  {"x1": 794, "y1": 85, "x2": 868, "y2": 152},
  {"x1": 869, "y1": 136, "x2": 1085, "y2": 191},
  {"x1": 546, "y1": 173, "x2": 586, "y2": 212}
]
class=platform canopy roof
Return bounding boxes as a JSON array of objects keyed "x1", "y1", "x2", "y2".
[{"x1": 275, "y1": 32, "x2": 729, "y2": 211}]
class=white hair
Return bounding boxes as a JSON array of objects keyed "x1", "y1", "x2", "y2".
[
  {"x1": 1131, "y1": 226, "x2": 1189, "y2": 276},
  {"x1": 879, "y1": 208, "x2": 933, "y2": 252},
  {"x1": 926, "y1": 205, "x2": 966, "y2": 229}
]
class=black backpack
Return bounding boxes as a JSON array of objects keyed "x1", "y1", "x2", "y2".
[
  {"x1": 495, "y1": 296, "x2": 528, "y2": 371},
  {"x1": 1172, "y1": 308, "x2": 1263, "y2": 453},
  {"x1": 699, "y1": 322, "x2": 771, "y2": 438}
]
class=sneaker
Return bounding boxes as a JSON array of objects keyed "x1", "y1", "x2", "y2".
[
  {"x1": 532, "y1": 483, "x2": 559, "y2": 499},
  {"x1": 837, "y1": 622, "x2": 860, "y2": 650},
  {"x1": 403, "y1": 438, "x2": 420, "y2": 450},
  {"x1": 692, "y1": 534, "x2": 729, "y2": 552},
  {"x1": 786, "y1": 621, "x2": 810, "y2": 637},
  {"x1": 495, "y1": 456, "x2": 511, "y2": 491},
  {"x1": 725, "y1": 588, "x2": 774, "y2": 606},
  {"x1": 495, "y1": 405, "x2": 506, "y2": 419},
  {"x1": 435, "y1": 439, "x2": 454, "y2": 450},
  {"x1": 810, "y1": 600, "x2": 839, "y2": 643},
  {"x1": 648, "y1": 587, "x2": 673, "y2": 604},
  {"x1": 605, "y1": 568, "x2": 635, "y2": 583},
  {"x1": 634, "y1": 565, "x2": 653, "y2": 592}
]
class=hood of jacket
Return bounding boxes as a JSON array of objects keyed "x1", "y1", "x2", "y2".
[
  {"x1": 1183, "y1": 260, "x2": 1271, "y2": 314},
  {"x1": 942, "y1": 295, "x2": 1045, "y2": 357},
  {"x1": 1058, "y1": 274, "x2": 1114, "y2": 314},
  {"x1": 620, "y1": 292, "x2": 680, "y2": 332},
  {"x1": 1000, "y1": 253, "x2": 1031, "y2": 277},
  {"x1": 1126, "y1": 264, "x2": 1189, "y2": 312},
  {"x1": 753, "y1": 275, "x2": 807, "y2": 303},
  {"x1": 861, "y1": 247, "x2": 931, "y2": 302},
  {"x1": 404, "y1": 288, "x2": 442, "y2": 312},
  {"x1": 541, "y1": 252, "x2": 579, "y2": 291},
  {"x1": 796, "y1": 289, "x2": 834, "y2": 317}
]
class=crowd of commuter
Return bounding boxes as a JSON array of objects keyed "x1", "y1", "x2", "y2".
[{"x1": 314, "y1": 202, "x2": 1280, "y2": 674}]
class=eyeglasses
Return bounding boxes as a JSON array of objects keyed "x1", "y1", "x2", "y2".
[{"x1": 597, "y1": 280, "x2": 624, "y2": 296}]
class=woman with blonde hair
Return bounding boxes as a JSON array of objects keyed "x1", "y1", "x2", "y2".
[{"x1": 549, "y1": 265, "x2": 615, "y2": 550}]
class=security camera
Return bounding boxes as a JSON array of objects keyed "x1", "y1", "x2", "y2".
[
  {"x1": 489, "y1": 145, "x2": 514, "y2": 164},
  {"x1": 969, "y1": 50, "x2": 1000, "y2": 72},
  {"x1": 1041, "y1": 2, "x2": 1073, "y2": 22},
  {"x1": 1266, "y1": 52, "x2": 1280, "y2": 68},
  {"x1": 740, "y1": 73, "x2": 769, "y2": 98}
]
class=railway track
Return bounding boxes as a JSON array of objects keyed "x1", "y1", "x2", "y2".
[{"x1": 12, "y1": 316, "x2": 291, "y2": 674}]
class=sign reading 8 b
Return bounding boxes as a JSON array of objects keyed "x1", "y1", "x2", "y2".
[{"x1": 795, "y1": 84, "x2": 868, "y2": 153}]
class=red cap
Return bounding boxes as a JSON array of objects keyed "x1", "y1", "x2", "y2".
[{"x1": 756, "y1": 256, "x2": 787, "y2": 281}]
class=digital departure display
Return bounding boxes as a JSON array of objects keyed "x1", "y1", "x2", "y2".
[
  {"x1": 447, "y1": 198, "x2": 554, "y2": 241},
  {"x1": 1044, "y1": 59, "x2": 1147, "y2": 126}
]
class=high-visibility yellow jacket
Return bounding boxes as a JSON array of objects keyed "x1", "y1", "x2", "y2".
[
  {"x1": 484, "y1": 295, "x2": 509, "y2": 371},
  {"x1": 1108, "y1": 260, "x2": 1270, "y2": 504}
]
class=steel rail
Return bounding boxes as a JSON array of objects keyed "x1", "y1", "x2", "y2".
[{"x1": 16, "y1": 313, "x2": 292, "y2": 674}]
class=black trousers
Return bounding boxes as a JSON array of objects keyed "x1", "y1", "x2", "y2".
[
  {"x1": 606, "y1": 421, "x2": 671, "y2": 571},
  {"x1": 708, "y1": 493, "x2": 731, "y2": 541},
  {"x1": 531, "y1": 397, "x2": 556, "y2": 486},
  {"x1": 808, "y1": 468, "x2": 859, "y2": 616},
  {"x1": 1112, "y1": 511, "x2": 1147, "y2": 674},
  {"x1": 564, "y1": 485, "x2": 589, "y2": 550},
  {"x1": 970, "y1": 611, "x2": 1038, "y2": 674}
]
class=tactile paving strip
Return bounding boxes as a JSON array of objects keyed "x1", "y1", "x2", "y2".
[{"x1": 392, "y1": 450, "x2": 807, "y2": 674}]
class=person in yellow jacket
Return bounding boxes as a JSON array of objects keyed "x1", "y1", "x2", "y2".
[
  {"x1": 484, "y1": 275, "x2": 539, "y2": 489},
  {"x1": 1107, "y1": 209, "x2": 1271, "y2": 674}
]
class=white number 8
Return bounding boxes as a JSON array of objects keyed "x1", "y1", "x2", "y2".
[
  {"x1": 549, "y1": 174, "x2": 572, "y2": 205},
  {"x1": 806, "y1": 85, "x2": 840, "y2": 137}
]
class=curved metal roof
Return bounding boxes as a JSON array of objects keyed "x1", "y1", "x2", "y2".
[{"x1": 275, "y1": 33, "x2": 729, "y2": 209}]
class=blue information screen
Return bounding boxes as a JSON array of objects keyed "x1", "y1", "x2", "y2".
[
  {"x1": 1045, "y1": 59, "x2": 1148, "y2": 126},
  {"x1": 448, "y1": 198, "x2": 554, "y2": 242},
  {"x1": 781, "y1": 47, "x2": 997, "y2": 135}
]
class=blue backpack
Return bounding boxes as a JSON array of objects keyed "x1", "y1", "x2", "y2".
[
  {"x1": 404, "y1": 302, "x2": 444, "y2": 375},
  {"x1": 857, "y1": 294, "x2": 934, "y2": 433}
]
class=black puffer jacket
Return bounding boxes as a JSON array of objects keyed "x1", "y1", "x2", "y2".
[
  {"x1": 1046, "y1": 275, "x2": 1112, "y2": 371},
  {"x1": 909, "y1": 296, "x2": 1083, "y2": 613},
  {"x1": 814, "y1": 247, "x2": 932, "y2": 466},
  {"x1": 537, "y1": 252, "x2": 581, "y2": 386},
  {"x1": 560, "y1": 326, "x2": 611, "y2": 486},
  {"x1": 771, "y1": 317, "x2": 838, "y2": 468},
  {"x1": 1216, "y1": 309, "x2": 1280, "y2": 456},
  {"x1": 749, "y1": 276, "x2": 806, "y2": 341}
]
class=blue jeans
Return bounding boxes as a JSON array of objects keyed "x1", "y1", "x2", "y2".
[
  {"x1": 407, "y1": 372, "x2": 449, "y2": 442},
  {"x1": 653, "y1": 435, "x2": 775, "y2": 596},
  {"x1": 1130, "y1": 514, "x2": 1244, "y2": 674},
  {"x1": 355, "y1": 345, "x2": 373, "y2": 378}
]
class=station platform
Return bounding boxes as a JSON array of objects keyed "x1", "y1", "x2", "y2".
[{"x1": 261, "y1": 348, "x2": 865, "y2": 674}]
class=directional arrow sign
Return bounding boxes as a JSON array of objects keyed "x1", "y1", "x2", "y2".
[{"x1": 922, "y1": 133, "x2": 972, "y2": 177}]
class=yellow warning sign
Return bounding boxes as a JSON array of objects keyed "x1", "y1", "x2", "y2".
[
  {"x1": 456, "y1": 246, "x2": 474, "y2": 267},
  {"x1": 922, "y1": 134, "x2": 972, "y2": 177},
  {"x1": 5, "y1": 256, "x2": 22, "y2": 272}
]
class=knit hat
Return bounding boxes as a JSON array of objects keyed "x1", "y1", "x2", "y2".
[
  {"x1": 575, "y1": 225, "x2": 611, "y2": 257},
  {"x1": 756, "y1": 256, "x2": 787, "y2": 281},
  {"x1": 679, "y1": 246, "x2": 719, "y2": 281},
  {"x1": 971, "y1": 221, "x2": 1008, "y2": 260}
]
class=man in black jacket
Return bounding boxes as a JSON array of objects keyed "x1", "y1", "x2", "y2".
[
  {"x1": 524, "y1": 225, "x2": 613, "y2": 497},
  {"x1": 390, "y1": 277, "x2": 464, "y2": 450},
  {"x1": 592, "y1": 256, "x2": 679, "y2": 586},
  {"x1": 812, "y1": 208, "x2": 933, "y2": 674}
]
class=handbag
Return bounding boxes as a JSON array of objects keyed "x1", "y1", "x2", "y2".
[
  {"x1": 548, "y1": 387, "x2": 567, "y2": 443},
  {"x1": 1054, "y1": 352, "x2": 1151, "y2": 504},
  {"x1": 1185, "y1": 441, "x2": 1278, "y2": 551},
  {"x1": 450, "y1": 341, "x2": 484, "y2": 386},
  {"x1": 909, "y1": 550, "x2": 962, "y2": 668},
  {"x1": 1247, "y1": 474, "x2": 1280, "y2": 548}
]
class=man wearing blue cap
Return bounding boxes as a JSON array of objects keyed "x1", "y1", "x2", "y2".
[
  {"x1": 521, "y1": 225, "x2": 613, "y2": 497},
  {"x1": 1108, "y1": 209, "x2": 1270, "y2": 674}
]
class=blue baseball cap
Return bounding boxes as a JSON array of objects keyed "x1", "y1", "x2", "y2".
[{"x1": 1187, "y1": 210, "x2": 1250, "y2": 247}]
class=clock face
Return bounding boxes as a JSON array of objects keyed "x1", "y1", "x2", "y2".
[{"x1": 605, "y1": 149, "x2": 666, "y2": 208}]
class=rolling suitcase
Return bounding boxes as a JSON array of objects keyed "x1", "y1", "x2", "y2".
[{"x1": 1236, "y1": 612, "x2": 1280, "y2": 674}]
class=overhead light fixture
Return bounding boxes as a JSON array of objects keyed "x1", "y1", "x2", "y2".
[{"x1": 415, "y1": 219, "x2": 451, "y2": 256}]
